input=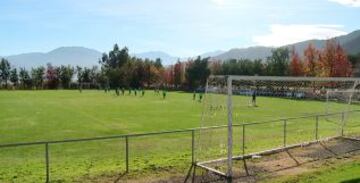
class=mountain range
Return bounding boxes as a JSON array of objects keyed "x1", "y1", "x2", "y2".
[
  {"x1": 134, "y1": 51, "x2": 178, "y2": 65},
  {"x1": 214, "y1": 30, "x2": 360, "y2": 61},
  {"x1": 130, "y1": 30, "x2": 360, "y2": 62},
  {"x1": 1, "y1": 30, "x2": 360, "y2": 68},
  {"x1": 1, "y1": 48, "x2": 226, "y2": 68},
  {"x1": 3, "y1": 47, "x2": 102, "y2": 69}
]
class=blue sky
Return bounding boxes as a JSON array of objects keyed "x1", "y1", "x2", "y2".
[{"x1": 0, "y1": 0, "x2": 359, "y2": 57}]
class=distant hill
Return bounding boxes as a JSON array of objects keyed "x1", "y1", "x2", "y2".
[
  {"x1": 287, "y1": 30, "x2": 360, "y2": 56},
  {"x1": 199, "y1": 50, "x2": 225, "y2": 58},
  {"x1": 5, "y1": 47, "x2": 102, "y2": 69},
  {"x1": 135, "y1": 51, "x2": 179, "y2": 66},
  {"x1": 213, "y1": 30, "x2": 360, "y2": 61},
  {"x1": 341, "y1": 30, "x2": 360, "y2": 55},
  {"x1": 214, "y1": 46, "x2": 273, "y2": 61},
  {"x1": 2, "y1": 30, "x2": 359, "y2": 68}
]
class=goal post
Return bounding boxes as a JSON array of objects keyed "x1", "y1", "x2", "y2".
[
  {"x1": 226, "y1": 76, "x2": 233, "y2": 179},
  {"x1": 196, "y1": 75, "x2": 360, "y2": 180}
]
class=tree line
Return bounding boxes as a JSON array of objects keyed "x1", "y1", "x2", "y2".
[
  {"x1": 99, "y1": 44, "x2": 164, "y2": 89},
  {"x1": 0, "y1": 40, "x2": 358, "y2": 91},
  {"x1": 0, "y1": 61, "x2": 102, "y2": 90},
  {"x1": 163, "y1": 39, "x2": 356, "y2": 90},
  {"x1": 0, "y1": 44, "x2": 167, "y2": 90}
]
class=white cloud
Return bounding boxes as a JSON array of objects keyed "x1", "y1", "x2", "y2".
[
  {"x1": 211, "y1": 0, "x2": 228, "y2": 6},
  {"x1": 252, "y1": 24, "x2": 347, "y2": 47},
  {"x1": 328, "y1": 0, "x2": 360, "y2": 7},
  {"x1": 211, "y1": 0, "x2": 226, "y2": 5}
]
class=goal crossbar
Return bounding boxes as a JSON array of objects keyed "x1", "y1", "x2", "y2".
[{"x1": 210, "y1": 75, "x2": 360, "y2": 82}]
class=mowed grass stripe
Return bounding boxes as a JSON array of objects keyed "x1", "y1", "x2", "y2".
[{"x1": 0, "y1": 90, "x2": 359, "y2": 182}]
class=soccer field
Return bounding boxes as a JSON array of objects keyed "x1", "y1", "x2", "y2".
[
  {"x1": 0, "y1": 90, "x2": 203, "y2": 143},
  {"x1": 0, "y1": 90, "x2": 359, "y2": 182}
]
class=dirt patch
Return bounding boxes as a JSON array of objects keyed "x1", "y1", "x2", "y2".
[
  {"x1": 235, "y1": 137, "x2": 360, "y2": 183},
  {"x1": 191, "y1": 137, "x2": 360, "y2": 183}
]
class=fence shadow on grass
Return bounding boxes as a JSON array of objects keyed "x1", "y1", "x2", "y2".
[
  {"x1": 341, "y1": 178, "x2": 360, "y2": 183},
  {"x1": 189, "y1": 137, "x2": 360, "y2": 183},
  {"x1": 240, "y1": 138, "x2": 360, "y2": 182}
]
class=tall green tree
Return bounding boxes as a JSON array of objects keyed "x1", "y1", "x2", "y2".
[
  {"x1": 59, "y1": 65, "x2": 75, "y2": 89},
  {"x1": 174, "y1": 61, "x2": 184, "y2": 88},
  {"x1": 154, "y1": 58, "x2": 163, "y2": 69},
  {"x1": 0, "y1": 58, "x2": 11, "y2": 88},
  {"x1": 19, "y1": 68, "x2": 32, "y2": 89},
  {"x1": 31, "y1": 66, "x2": 45, "y2": 89},
  {"x1": 130, "y1": 59, "x2": 146, "y2": 88},
  {"x1": 81, "y1": 67, "x2": 92, "y2": 83},
  {"x1": 348, "y1": 53, "x2": 360, "y2": 77},
  {"x1": 9, "y1": 68, "x2": 18, "y2": 88},
  {"x1": 266, "y1": 48, "x2": 290, "y2": 76},
  {"x1": 76, "y1": 66, "x2": 83, "y2": 84},
  {"x1": 185, "y1": 56, "x2": 210, "y2": 89},
  {"x1": 253, "y1": 59, "x2": 264, "y2": 75},
  {"x1": 99, "y1": 45, "x2": 131, "y2": 88}
]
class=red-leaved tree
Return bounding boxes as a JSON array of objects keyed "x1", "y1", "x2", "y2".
[
  {"x1": 289, "y1": 47, "x2": 304, "y2": 76},
  {"x1": 318, "y1": 40, "x2": 337, "y2": 77},
  {"x1": 318, "y1": 39, "x2": 352, "y2": 77},
  {"x1": 162, "y1": 66, "x2": 174, "y2": 87},
  {"x1": 303, "y1": 44, "x2": 318, "y2": 76},
  {"x1": 333, "y1": 44, "x2": 352, "y2": 77}
]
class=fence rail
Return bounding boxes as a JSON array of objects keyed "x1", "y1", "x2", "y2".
[{"x1": 0, "y1": 110, "x2": 358, "y2": 182}]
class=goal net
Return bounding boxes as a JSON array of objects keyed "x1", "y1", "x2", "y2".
[
  {"x1": 326, "y1": 90, "x2": 360, "y2": 136},
  {"x1": 196, "y1": 75, "x2": 360, "y2": 179},
  {"x1": 326, "y1": 89, "x2": 360, "y2": 114}
]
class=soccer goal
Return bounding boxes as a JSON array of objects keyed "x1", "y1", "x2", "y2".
[
  {"x1": 325, "y1": 89, "x2": 360, "y2": 136},
  {"x1": 325, "y1": 89, "x2": 360, "y2": 114},
  {"x1": 195, "y1": 75, "x2": 360, "y2": 181}
]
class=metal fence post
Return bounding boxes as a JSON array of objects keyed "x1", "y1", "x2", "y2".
[
  {"x1": 341, "y1": 112, "x2": 345, "y2": 136},
  {"x1": 242, "y1": 124, "x2": 245, "y2": 156},
  {"x1": 315, "y1": 115, "x2": 319, "y2": 140},
  {"x1": 45, "y1": 143, "x2": 49, "y2": 183},
  {"x1": 226, "y1": 76, "x2": 233, "y2": 179},
  {"x1": 125, "y1": 136, "x2": 129, "y2": 173},
  {"x1": 283, "y1": 120, "x2": 287, "y2": 147},
  {"x1": 191, "y1": 130, "x2": 195, "y2": 164}
]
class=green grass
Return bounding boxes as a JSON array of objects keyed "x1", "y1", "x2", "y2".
[
  {"x1": 0, "y1": 90, "x2": 202, "y2": 143},
  {"x1": 0, "y1": 90, "x2": 359, "y2": 182},
  {"x1": 266, "y1": 159, "x2": 360, "y2": 183}
]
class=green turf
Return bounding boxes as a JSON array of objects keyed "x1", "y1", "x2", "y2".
[
  {"x1": 265, "y1": 160, "x2": 360, "y2": 183},
  {"x1": 0, "y1": 90, "x2": 359, "y2": 182},
  {"x1": 0, "y1": 90, "x2": 202, "y2": 143}
]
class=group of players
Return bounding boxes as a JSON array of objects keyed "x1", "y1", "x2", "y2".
[
  {"x1": 78, "y1": 84, "x2": 205, "y2": 101},
  {"x1": 101, "y1": 87, "x2": 205, "y2": 102}
]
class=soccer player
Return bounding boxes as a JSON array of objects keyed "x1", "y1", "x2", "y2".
[
  {"x1": 251, "y1": 90, "x2": 257, "y2": 107},
  {"x1": 121, "y1": 88, "x2": 125, "y2": 96},
  {"x1": 199, "y1": 93, "x2": 203, "y2": 102},
  {"x1": 162, "y1": 90, "x2": 166, "y2": 99}
]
